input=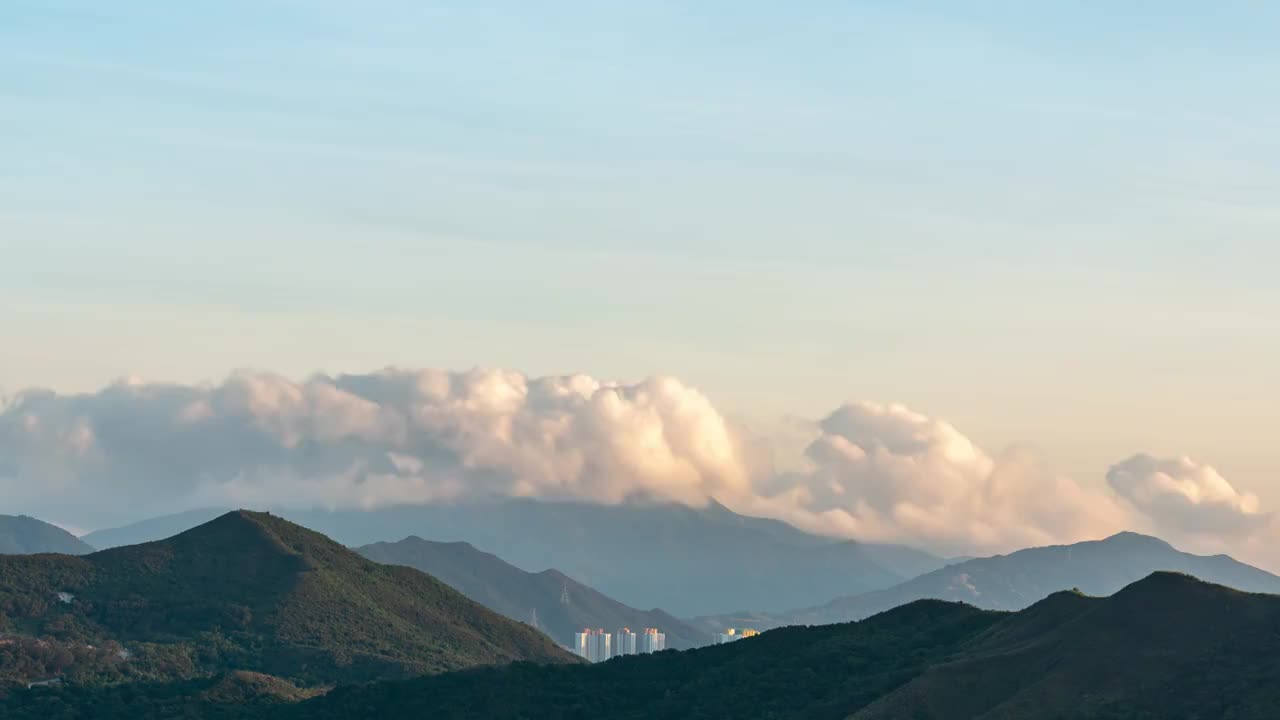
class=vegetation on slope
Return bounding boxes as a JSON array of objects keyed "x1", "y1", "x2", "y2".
[
  {"x1": 7, "y1": 538, "x2": 1280, "y2": 719},
  {"x1": 275, "y1": 573, "x2": 1280, "y2": 720},
  {"x1": 1, "y1": 672, "x2": 318, "y2": 719},
  {"x1": 0, "y1": 511, "x2": 574, "y2": 689},
  {"x1": 853, "y1": 572, "x2": 1280, "y2": 719},
  {"x1": 276, "y1": 599, "x2": 1000, "y2": 720}
]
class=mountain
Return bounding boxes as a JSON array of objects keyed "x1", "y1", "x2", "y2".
[
  {"x1": 8, "y1": 573, "x2": 1280, "y2": 718},
  {"x1": 82, "y1": 499, "x2": 949, "y2": 616},
  {"x1": 81, "y1": 508, "x2": 228, "y2": 550},
  {"x1": 358, "y1": 536, "x2": 711, "y2": 649},
  {"x1": 0, "y1": 511, "x2": 574, "y2": 689},
  {"x1": 195, "y1": 573, "x2": 1280, "y2": 719},
  {"x1": 701, "y1": 530, "x2": 1280, "y2": 631},
  {"x1": 0, "y1": 515, "x2": 94, "y2": 555},
  {"x1": 852, "y1": 573, "x2": 1280, "y2": 719}
]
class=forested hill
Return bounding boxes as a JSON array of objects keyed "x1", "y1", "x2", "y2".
[
  {"x1": 8, "y1": 570, "x2": 1280, "y2": 718},
  {"x1": 0, "y1": 511, "x2": 575, "y2": 689},
  {"x1": 277, "y1": 573, "x2": 1280, "y2": 719}
]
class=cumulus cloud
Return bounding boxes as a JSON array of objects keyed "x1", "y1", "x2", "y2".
[
  {"x1": 0, "y1": 368, "x2": 1271, "y2": 556},
  {"x1": 0, "y1": 369, "x2": 753, "y2": 526},
  {"x1": 744, "y1": 402, "x2": 1129, "y2": 553},
  {"x1": 1107, "y1": 454, "x2": 1272, "y2": 537}
]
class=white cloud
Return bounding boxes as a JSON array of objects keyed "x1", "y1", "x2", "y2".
[
  {"x1": 0, "y1": 369, "x2": 754, "y2": 525},
  {"x1": 0, "y1": 368, "x2": 1270, "y2": 557},
  {"x1": 1107, "y1": 454, "x2": 1272, "y2": 537},
  {"x1": 743, "y1": 402, "x2": 1129, "y2": 554}
]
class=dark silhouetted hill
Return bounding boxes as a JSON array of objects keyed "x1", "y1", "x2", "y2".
[
  {"x1": 359, "y1": 536, "x2": 711, "y2": 649},
  {"x1": 7, "y1": 573, "x2": 1280, "y2": 718},
  {"x1": 277, "y1": 573, "x2": 1280, "y2": 719},
  {"x1": 852, "y1": 572, "x2": 1280, "y2": 719}
]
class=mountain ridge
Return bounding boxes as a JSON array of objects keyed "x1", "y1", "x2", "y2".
[
  {"x1": 0, "y1": 515, "x2": 95, "y2": 555},
  {"x1": 80, "y1": 499, "x2": 949, "y2": 616},
  {"x1": 357, "y1": 535, "x2": 711, "y2": 649},
  {"x1": 697, "y1": 529, "x2": 1280, "y2": 631},
  {"x1": 260, "y1": 572, "x2": 1280, "y2": 719},
  {"x1": 0, "y1": 510, "x2": 575, "y2": 688},
  {"x1": 7, "y1": 572, "x2": 1280, "y2": 717}
]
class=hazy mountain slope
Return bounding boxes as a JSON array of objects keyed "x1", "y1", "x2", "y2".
[
  {"x1": 0, "y1": 515, "x2": 94, "y2": 555},
  {"x1": 81, "y1": 499, "x2": 947, "y2": 616},
  {"x1": 0, "y1": 511, "x2": 574, "y2": 688},
  {"x1": 358, "y1": 536, "x2": 711, "y2": 649},
  {"x1": 712, "y1": 531, "x2": 1280, "y2": 630},
  {"x1": 81, "y1": 508, "x2": 228, "y2": 550}
]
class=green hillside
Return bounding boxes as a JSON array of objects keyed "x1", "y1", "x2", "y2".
[
  {"x1": 0, "y1": 516, "x2": 94, "y2": 556},
  {"x1": 8, "y1": 561, "x2": 1280, "y2": 718},
  {"x1": 0, "y1": 511, "x2": 574, "y2": 689}
]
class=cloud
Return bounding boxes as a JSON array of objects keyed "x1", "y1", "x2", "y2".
[
  {"x1": 0, "y1": 368, "x2": 1270, "y2": 557},
  {"x1": 0, "y1": 369, "x2": 754, "y2": 526},
  {"x1": 744, "y1": 402, "x2": 1129, "y2": 554},
  {"x1": 1107, "y1": 454, "x2": 1272, "y2": 537}
]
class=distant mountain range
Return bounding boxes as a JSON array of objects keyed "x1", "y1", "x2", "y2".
[
  {"x1": 81, "y1": 508, "x2": 227, "y2": 552},
  {"x1": 698, "y1": 530, "x2": 1280, "y2": 631},
  {"x1": 7, "y1": 513, "x2": 1280, "y2": 718},
  {"x1": 0, "y1": 515, "x2": 94, "y2": 555},
  {"x1": 359, "y1": 536, "x2": 711, "y2": 649},
  {"x1": 81, "y1": 499, "x2": 950, "y2": 616},
  {"x1": 32, "y1": 572, "x2": 1275, "y2": 719},
  {"x1": 0, "y1": 511, "x2": 573, "y2": 688}
]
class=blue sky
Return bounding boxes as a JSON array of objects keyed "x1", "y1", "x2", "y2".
[{"x1": 3, "y1": 1, "x2": 1279, "y2": 500}]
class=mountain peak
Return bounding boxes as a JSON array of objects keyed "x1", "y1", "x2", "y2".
[
  {"x1": 1125, "y1": 569, "x2": 1216, "y2": 591},
  {"x1": 1, "y1": 510, "x2": 575, "y2": 688},
  {"x1": 1105, "y1": 571, "x2": 1241, "y2": 613},
  {"x1": 1099, "y1": 531, "x2": 1173, "y2": 550},
  {"x1": 116, "y1": 509, "x2": 372, "y2": 583}
]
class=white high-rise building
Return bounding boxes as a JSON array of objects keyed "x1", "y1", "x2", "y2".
[
  {"x1": 613, "y1": 628, "x2": 638, "y2": 656},
  {"x1": 573, "y1": 629, "x2": 613, "y2": 663},
  {"x1": 637, "y1": 627, "x2": 666, "y2": 654}
]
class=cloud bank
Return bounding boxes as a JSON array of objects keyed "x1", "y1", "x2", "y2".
[
  {"x1": 0, "y1": 369, "x2": 751, "y2": 521},
  {"x1": 748, "y1": 402, "x2": 1130, "y2": 553},
  {"x1": 0, "y1": 368, "x2": 1271, "y2": 555},
  {"x1": 1107, "y1": 454, "x2": 1271, "y2": 536}
]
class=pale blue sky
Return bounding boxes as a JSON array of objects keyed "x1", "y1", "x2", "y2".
[{"x1": 3, "y1": 1, "x2": 1279, "y2": 495}]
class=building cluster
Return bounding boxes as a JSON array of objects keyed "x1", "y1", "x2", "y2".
[
  {"x1": 573, "y1": 627, "x2": 666, "y2": 663},
  {"x1": 713, "y1": 628, "x2": 759, "y2": 644}
]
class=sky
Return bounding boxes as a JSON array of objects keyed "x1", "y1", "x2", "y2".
[{"x1": 2, "y1": 2, "x2": 1279, "y2": 561}]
